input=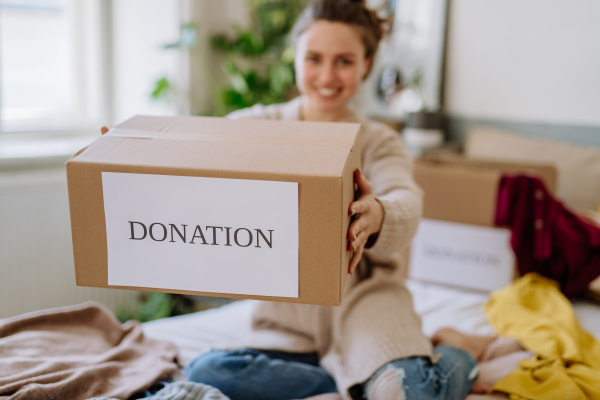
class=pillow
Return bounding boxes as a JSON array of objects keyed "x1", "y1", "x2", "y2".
[{"x1": 465, "y1": 127, "x2": 600, "y2": 211}]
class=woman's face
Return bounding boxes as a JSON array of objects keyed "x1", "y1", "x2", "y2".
[{"x1": 295, "y1": 20, "x2": 372, "y2": 116}]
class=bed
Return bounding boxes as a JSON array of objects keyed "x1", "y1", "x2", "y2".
[{"x1": 142, "y1": 279, "x2": 600, "y2": 397}]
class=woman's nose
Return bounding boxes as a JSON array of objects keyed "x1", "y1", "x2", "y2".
[{"x1": 317, "y1": 62, "x2": 337, "y2": 84}]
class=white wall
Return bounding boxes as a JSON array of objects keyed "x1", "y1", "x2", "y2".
[
  {"x1": 111, "y1": 0, "x2": 185, "y2": 124},
  {"x1": 188, "y1": 0, "x2": 249, "y2": 115},
  {"x1": 0, "y1": 168, "x2": 138, "y2": 319},
  {"x1": 444, "y1": 0, "x2": 600, "y2": 127},
  {"x1": 110, "y1": 0, "x2": 250, "y2": 121}
]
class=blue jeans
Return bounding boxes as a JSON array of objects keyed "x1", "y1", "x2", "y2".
[
  {"x1": 184, "y1": 348, "x2": 337, "y2": 399},
  {"x1": 357, "y1": 346, "x2": 478, "y2": 400},
  {"x1": 184, "y1": 346, "x2": 477, "y2": 400}
]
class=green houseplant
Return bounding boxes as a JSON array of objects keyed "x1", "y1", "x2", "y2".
[{"x1": 152, "y1": 0, "x2": 306, "y2": 116}]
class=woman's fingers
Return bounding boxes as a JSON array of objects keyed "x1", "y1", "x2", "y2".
[
  {"x1": 349, "y1": 198, "x2": 371, "y2": 216},
  {"x1": 347, "y1": 230, "x2": 369, "y2": 253},
  {"x1": 348, "y1": 217, "x2": 368, "y2": 245},
  {"x1": 354, "y1": 168, "x2": 373, "y2": 195},
  {"x1": 347, "y1": 231, "x2": 357, "y2": 251},
  {"x1": 348, "y1": 243, "x2": 364, "y2": 274},
  {"x1": 346, "y1": 170, "x2": 378, "y2": 274}
]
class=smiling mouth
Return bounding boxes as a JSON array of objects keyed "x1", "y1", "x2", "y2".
[{"x1": 317, "y1": 87, "x2": 340, "y2": 97}]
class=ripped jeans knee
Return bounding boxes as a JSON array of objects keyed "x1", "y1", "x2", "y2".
[
  {"x1": 364, "y1": 363, "x2": 408, "y2": 400},
  {"x1": 361, "y1": 346, "x2": 478, "y2": 400}
]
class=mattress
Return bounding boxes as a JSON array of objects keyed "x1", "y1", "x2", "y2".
[{"x1": 142, "y1": 279, "x2": 600, "y2": 367}]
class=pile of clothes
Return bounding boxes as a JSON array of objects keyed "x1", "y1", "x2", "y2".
[
  {"x1": 0, "y1": 302, "x2": 189, "y2": 400},
  {"x1": 486, "y1": 175, "x2": 600, "y2": 399},
  {"x1": 495, "y1": 175, "x2": 600, "y2": 298}
]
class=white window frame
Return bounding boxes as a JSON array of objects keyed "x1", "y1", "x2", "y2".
[{"x1": 0, "y1": 0, "x2": 113, "y2": 166}]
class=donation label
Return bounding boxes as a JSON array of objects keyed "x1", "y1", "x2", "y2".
[
  {"x1": 409, "y1": 219, "x2": 514, "y2": 292},
  {"x1": 101, "y1": 172, "x2": 299, "y2": 298}
]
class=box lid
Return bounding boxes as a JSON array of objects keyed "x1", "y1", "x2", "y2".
[
  {"x1": 422, "y1": 151, "x2": 557, "y2": 193},
  {"x1": 70, "y1": 116, "x2": 361, "y2": 178}
]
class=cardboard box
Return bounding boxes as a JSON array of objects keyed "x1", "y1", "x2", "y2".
[
  {"x1": 67, "y1": 115, "x2": 362, "y2": 306},
  {"x1": 416, "y1": 152, "x2": 557, "y2": 226},
  {"x1": 406, "y1": 153, "x2": 557, "y2": 291}
]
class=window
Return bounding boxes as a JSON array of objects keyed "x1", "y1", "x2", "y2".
[{"x1": 0, "y1": 0, "x2": 107, "y2": 134}]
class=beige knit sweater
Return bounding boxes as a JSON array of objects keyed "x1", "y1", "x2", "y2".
[{"x1": 227, "y1": 98, "x2": 432, "y2": 399}]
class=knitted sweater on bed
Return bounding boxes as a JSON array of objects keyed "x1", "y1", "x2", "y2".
[{"x1": 225, "y1": 98, "x2": 433, "y2": 399}]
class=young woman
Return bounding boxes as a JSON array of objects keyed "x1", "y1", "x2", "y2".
[{"x1": 185, "y1": 1, "x2": 495, "y2": 399}]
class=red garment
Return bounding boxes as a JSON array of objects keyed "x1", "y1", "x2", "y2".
[{"x1": 495, "y1": 175, "x2": 600, "y2": 298}]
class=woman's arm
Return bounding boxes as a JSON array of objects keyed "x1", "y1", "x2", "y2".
[{"x1": 347, "y1": 122, "x2": 423, "y2": 272}]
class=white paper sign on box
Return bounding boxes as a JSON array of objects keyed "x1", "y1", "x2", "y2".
[
  {"x1": 409, "y1": 219, "x2": 514, "y2": 292},
  {"x1": 102, "y1": 172, "x2": 299, "y2": 298}
]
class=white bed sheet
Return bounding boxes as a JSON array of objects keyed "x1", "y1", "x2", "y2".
[
  {"x1": 142, "y1": 279, "x2": 600, "y2": 368},
  {"x1": 143, "y1": 300, "x2": 254, "y2": 366},
  {"x1": 406, "y1": 279, "x2": 600, "y2": 340}
]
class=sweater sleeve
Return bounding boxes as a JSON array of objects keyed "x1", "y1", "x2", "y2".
[{"x1": 361, "y1": 121, "x2": 423, "y2": 254}]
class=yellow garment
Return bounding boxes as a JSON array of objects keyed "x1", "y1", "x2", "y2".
[{"x1": 485, "y1": 273, "x2": 600, "y2": 400}]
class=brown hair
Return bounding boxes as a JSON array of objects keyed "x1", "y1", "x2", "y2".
[{"x1": 291, "y1": 0, "x2": 391, "y2": 61}]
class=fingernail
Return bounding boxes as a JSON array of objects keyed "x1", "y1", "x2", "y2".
[
  {"x1": 352, "y1": 245, "x2": 356, "y2": 252},
  {"x1": 351, "y1": 209, "x2": 356, "y2": 216},
  {"x1": 353, "y1": 235, "x2": 356, "y2": 242}
]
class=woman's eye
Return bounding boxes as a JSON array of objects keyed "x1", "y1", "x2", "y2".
[{"x1": 305, "y1": 55, "x2": 319, "y2": 63}]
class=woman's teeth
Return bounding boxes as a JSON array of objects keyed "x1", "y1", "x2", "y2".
[{"x1": 318, "y1": 88, "x2": 337, "y2": 96}]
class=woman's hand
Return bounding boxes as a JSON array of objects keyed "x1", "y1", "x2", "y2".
[{"x1": 347, "y1": 168, "x2": 384, "y2": 274}]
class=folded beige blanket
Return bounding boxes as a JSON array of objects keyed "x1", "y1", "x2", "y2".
[{"x1": 0, "y1": 301, "x2": 178, "y2": 400}]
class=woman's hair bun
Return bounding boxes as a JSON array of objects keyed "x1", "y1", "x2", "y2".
[{"x1": 292, "y1": 0, "x2": 392, "y2": 64}]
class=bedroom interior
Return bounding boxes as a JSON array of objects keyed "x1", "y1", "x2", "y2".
[{"x1": 1, "y1": 0, "x2": 600, "y2": 399}]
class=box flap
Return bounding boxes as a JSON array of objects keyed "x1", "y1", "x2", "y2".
[
  {"x1": 422, "y1": 151, "x2": 557, "y2": 193},
  {"x1": 69, "y1": 116, "x2": 361, "y2": 178},
  {"x1": 114, "y1": 115, "x2": 360, "y2": 147}
]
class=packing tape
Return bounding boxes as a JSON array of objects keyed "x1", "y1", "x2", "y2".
[{"x1": 105, "y1": 128, "x2": 355, "y2": 149}]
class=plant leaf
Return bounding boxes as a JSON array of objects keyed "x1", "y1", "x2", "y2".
[{"x1": 151, "y1": 77, "x2": 172, "y2": 100}]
